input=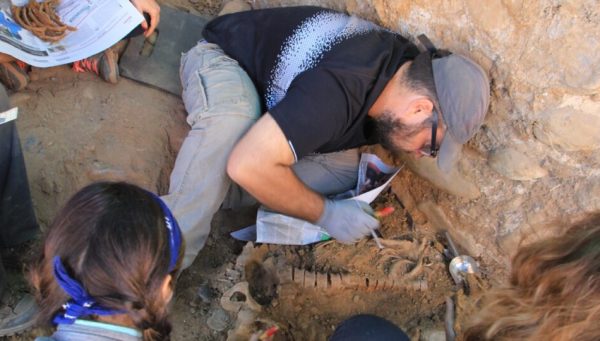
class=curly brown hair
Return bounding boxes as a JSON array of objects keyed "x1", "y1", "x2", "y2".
[
  {"x1": 463, "y1": 214, "x2": 600, "y2": 340},
  {"x1": 29, "y1": 182, "x2": 184, "y2": 341}
]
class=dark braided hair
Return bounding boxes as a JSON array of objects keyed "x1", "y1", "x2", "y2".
[{"x1": 29, "y1": 182, "x2": 184, "y2": 341}]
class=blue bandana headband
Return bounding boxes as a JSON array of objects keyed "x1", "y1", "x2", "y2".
[
  {"x1": 149, "y1": 192, "x2": 183, "y2": 272},
  {"x1": 52, "y1": 194, "x2": 182, "y2": 325}
]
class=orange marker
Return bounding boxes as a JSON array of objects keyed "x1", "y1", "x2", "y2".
[
  {"x1": 259, "y1": 326, "x2": 279, "y2": 340},
  {"x1": 374, "y1": 206, "x2": 395, "y2": 218}
]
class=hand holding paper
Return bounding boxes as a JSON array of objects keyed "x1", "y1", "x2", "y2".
[{"x1": 130, "y1": 0, "x2": 161, "y2": 37}]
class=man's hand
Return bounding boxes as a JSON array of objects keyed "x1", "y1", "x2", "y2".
[
  {"x1": 317, "y1": 199, "x2": 379, "y2": 244},
  {"x1": 130, "y1": 0, "x2": 160, "y2": 37}
]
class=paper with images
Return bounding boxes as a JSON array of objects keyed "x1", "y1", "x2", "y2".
[
  {"x1": 0, "y1": 0, "x2": 142, "y2": 67},
  {"x1": 231, "y1": 153, "x2": 403, "y2": 245}
]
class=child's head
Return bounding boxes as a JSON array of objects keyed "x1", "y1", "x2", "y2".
[
  {"x1": 464, "y1": 213, "x2": 600, "y2": 341},
  {"x1": 29, "y1": 181, "x2": 184, "y2": 340}
]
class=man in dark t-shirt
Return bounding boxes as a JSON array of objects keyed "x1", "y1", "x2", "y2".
[{"x1": 162, "y1": 5, "x2": 490, "y2": 269}]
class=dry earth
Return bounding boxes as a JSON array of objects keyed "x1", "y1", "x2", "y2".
[{"x1": 2, "y1": 1, "x2": 487, "y2": 340}]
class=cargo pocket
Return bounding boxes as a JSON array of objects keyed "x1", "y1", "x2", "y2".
[
  {"x1": 181, "y1": 47, "x2": 260, "y2": 127},
  {"x1": 198, "y1": 56, "x2": 259, "y2": 117}
]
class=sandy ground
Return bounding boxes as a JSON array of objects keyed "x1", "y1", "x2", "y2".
[{"x1": 1, "y1": 1, "x2": 486, "y2": 340}]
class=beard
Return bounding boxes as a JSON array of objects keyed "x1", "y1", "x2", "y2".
[{"x1": 374, "y1": 110, "x2": 424, "y2": 155}]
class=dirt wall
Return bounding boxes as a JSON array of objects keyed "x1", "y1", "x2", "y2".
[{"x1": 251, "y1": 0, "x2": 600, "y2": 271}]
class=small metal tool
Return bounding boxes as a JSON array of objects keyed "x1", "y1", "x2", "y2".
[
  {"x1": 370, "y1": 229, "x2": 384, "y2": 249},
  {"x1": 444, "y1": 231, "x2": 480, "y2": 289},
  {"x1": 449, "y1": 255, "x2": 479, "y2": 286}
]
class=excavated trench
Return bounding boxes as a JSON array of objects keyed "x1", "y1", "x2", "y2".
[
  {"x1": 10, "y1": 68, "x2": 489, "y2": 341},
  {"x1": 7, "y1": 1, "x2": 502, "y2": 340}
]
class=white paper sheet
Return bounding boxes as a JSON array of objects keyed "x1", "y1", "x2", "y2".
[
  {"x1": 0, "y1": 106, "x2": 17, "y2": 124},
  {"x1": 0, "y1": 0, "x2": 143, "y2": 67}
]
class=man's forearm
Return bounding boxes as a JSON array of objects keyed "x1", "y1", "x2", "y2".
[
  {"x1": 238, "y1": 161, "x2": 324, "y2": 222},
  {"x1": 227, "y1": 113, "x2": 325, "y2": 222}
]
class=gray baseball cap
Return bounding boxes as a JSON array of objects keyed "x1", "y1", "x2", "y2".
[{"x1": 432, "y1": 54, "x2": 490, "y2": 172}]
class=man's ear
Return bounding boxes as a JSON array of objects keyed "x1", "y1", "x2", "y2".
[{"x1": 406, "y1": 97, "x2": 434, "y2": 121}]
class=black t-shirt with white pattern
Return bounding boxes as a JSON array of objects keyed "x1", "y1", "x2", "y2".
[{"x1": 203, "y1": 6, "x2": 418, "y2": 160}]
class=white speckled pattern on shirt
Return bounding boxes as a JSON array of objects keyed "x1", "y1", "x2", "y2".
[{"x1": 265, "y1": 11, "x2": 380, "y2": 109}]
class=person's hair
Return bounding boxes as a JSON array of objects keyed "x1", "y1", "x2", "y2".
[
  {"x1": 29, "y1": 182, "x2": 184, "y2": 341},
  {"x1": 402, "y1": 53, "x2": 440, "y2": 114},
  {"x1": 463, "y1": 213, "x2": 600, "y2": 341},
  {"x1": 374, "y1": 53, "x2": 441, "y2": 154}
]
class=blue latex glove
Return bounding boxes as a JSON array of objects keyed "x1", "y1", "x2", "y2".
[{"x1": 316, "y1": 199, "x2": 379, "y2": 244}]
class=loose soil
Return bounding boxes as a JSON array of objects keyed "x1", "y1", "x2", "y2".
[{"x1": 1, "y1": 1, "x2": 487, "y2": 340}]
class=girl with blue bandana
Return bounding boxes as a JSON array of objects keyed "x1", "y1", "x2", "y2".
[{"x1": 28, "y1": 182, "x2": 184, "y2": 341}]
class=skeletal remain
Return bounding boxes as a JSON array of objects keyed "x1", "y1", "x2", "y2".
[
  {"x1": 220, "y1": 281, "x2": 263, "y2": 313},
  {"x1": 276, "y1": 266, "x2": 428, "y2": 291},
  {"x1": 389, "y1": 237, "x2": 429, "y2": 280},
  {"x1": 274, "y1": 236, "x2": 435, "y2": 292}
]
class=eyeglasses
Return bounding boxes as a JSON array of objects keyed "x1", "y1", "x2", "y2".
[
  {"x1": 415, "y1": 34, "x2": 451, "y2": 159},
  {"x1": 418, "y1": 109, "x2": 440, "y2": 157}
]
